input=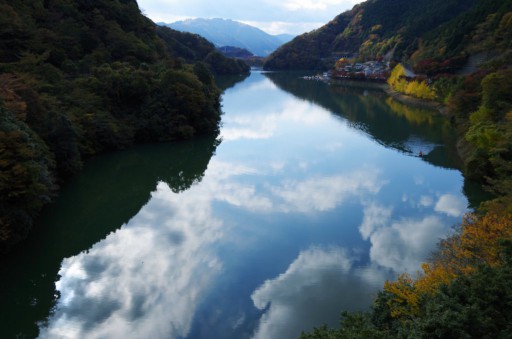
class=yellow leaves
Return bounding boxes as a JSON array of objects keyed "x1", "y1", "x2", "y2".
[
  {"x1": 432, "y1": 212, "x2": 512, "y2": 277},
  {"x1": 385, "y1": 97, "x2": 434, "y2": 125},
  {"x1": 404, "y1": 81, "x2": 436, "y2": 100},
  {"x1": 388, "y1": 65, "x2": 436, "y2": 100},
  {"x1": 384, "y1": 274, "x2": 420, "y2": 318},
  {"x1": 387, "y1": 64, "x2": 406, "y2": 88},
  {"x1": 384, "y1": 211, "x2": 512, "y2": 320},
  {"x1": 415, "y1": 263, "x2": 455, "y2": 294},
  {"x1": 459, "y1": 212, "x2": 512, "y2": 266},
  {"x1": 384, "y1": 264, "x2": 456, "y2": 319}
]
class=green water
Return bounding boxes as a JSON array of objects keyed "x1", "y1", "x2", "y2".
[{"x1": 0, "y1": 71, "x2": 484, "y2": 338}]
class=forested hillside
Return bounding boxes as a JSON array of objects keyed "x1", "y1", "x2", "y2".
[
  {"x1": 264, "y1": 0, "x2": 511, "y2": 70},
  {"x1": 278, "y1": 0, "x2": 512, "y2": 337},
  {"x1": 0, "y1": 0, "x2": 248, "y2": 252}
]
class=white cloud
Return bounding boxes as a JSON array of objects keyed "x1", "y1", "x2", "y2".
[
  {"x1": 221, "y1": 95, "x2": 333, "y2": 141},
  {"x1": 279, "y1": 0, "x2": 355, "y2": 11},
  {"x1": 359, "y1": 203, "x2": 392, "y2": 240},
  {"x1": 358, "y1": 199, "x2": 463, "y2": 274},
  {"x1": 250, "y1": 246, "x2": 388, "y2": 339},
  {"x1": 239, "y1": 20, "x2": 324, "y2": 35},
  {"x1": 270, "y1": 168, "x2": 384, "y2": 213},
  {"x1": 38, "y1": 162, "x2": 387, "y2": 338},
  {"x1": 434, "y1": 194, "x2": 467, "y2": 217},
  {"x1": 200, "y1": 160, "x2": 384, "y2": 215},
  {"x1": 39, "y1": 182, "x2": 224, "y2": 339},
  {"x1": 368, "y1": 216, "x2": 448, "y2": 273},
  {"x1": 220, "y1": 113, "x2": 278, "y2": 141},
  {"x1": 419, "y1": 195, "x2": 434, "y2": 207},
  {"x1": 136, "y1": 0, "x2": 363, "y2": 34}
]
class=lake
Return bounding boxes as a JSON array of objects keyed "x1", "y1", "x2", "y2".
[{"x1": 0, "y1": 71, "x2": 483, "y2": 338}]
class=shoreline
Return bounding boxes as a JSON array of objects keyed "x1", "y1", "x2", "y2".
[
  {"x1": 327, "y1": 76, "x2": 448, "y2": 114},
  {"x1": 328, "y1": 78, "x2": 388, "y2": 90},
  {"x1": 382, "y1": 85, "x2": 447, "y2": 114}
]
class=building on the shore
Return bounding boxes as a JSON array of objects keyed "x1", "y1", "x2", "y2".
[{"x1": 332, "y1": 59, "x2": 390, "y2": 81}]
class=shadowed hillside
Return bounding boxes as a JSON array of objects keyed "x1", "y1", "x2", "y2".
[
  {"x1": 0, "y1": 0, "x2": 248, "y2": 252},
  {"x1": 265, "y1": 0, "x2": 512, "y2": 70}
]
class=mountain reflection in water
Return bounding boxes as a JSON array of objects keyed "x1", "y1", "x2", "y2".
[{"x1": 1, "y1": 71, "x2": 479, "y2": 339}]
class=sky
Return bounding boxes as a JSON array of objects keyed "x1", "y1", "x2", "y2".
[{"x1": 136, "y1": 0, "x2": 364, "y2": 35}]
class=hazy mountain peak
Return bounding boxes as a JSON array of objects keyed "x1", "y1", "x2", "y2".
[{"x1": 160, "y1": 18, "x2": 295, "y2": 57}]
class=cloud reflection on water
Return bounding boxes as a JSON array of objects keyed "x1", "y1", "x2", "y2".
[
  {"x1": 221, "y1": 98, "x2": 332, "y2": 141},
  {"x1": 359, "y1": 193, "x2": 466, "y2": 273},
  {"x1": 39, "y1": 158, "x2": 387, "y2": 338},
  {"x1": 39, "y1": 154, "x2": 467, "y2": 338},
  {"x1": 38, "y1": 74, "x2": 470, "y2": 339},
  {"x1": 368, "y1": 215, "x2": 448, "y2": 273},
  {"x1": 435, "y1": 193, "x2": 467, "y2": 217},
  {"x1": 250, "y1": 246, "x2": 390, "y2": 339},
  {"x1": 250, "y1": 190, "x2": 467, "y2": 337},
  {"x1": 39, "y1": 182, "x2": 223, "y2": 339},
  {"x1": 270, "y1": 168, "x2": 383, "y2": 213},
  {"x1": 201, "y1": 160, "x2": 385, "y2": 215}
]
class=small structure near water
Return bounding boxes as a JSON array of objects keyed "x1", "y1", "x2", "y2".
[
  {"x1": 301, "y1": 73, "x2": 330, "y2": 81},
  {"x1": 331, "y1": 58, "x2": 390, "y2": 81}
]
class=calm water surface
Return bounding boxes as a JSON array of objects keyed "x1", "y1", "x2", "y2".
[{"x1": 1, "y1": 71, "x2": 479, "y2": 338}]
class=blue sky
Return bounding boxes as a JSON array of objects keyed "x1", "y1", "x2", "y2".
[{"x1": 136, "y1": 0, "x2": 364, "y2": 35}]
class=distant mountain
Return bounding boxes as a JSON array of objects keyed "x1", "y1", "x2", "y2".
[
  {"x1": 155, "y1": 26, "x2": 250, "y2": 75},
  {"x1": 160, "y1": 18, "x2": 294, "y2": 57},
  {"x1": 264, "y1": 0, "x2": 512, "y2": 70}
]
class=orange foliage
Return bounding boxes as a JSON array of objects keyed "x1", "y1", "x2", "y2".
[
  {"x1": 384, "y1": 274, "x2": 420, "y2": 318},
  {"x1": 384, "y1": 211, "x2": 512, "y2": 319},
  {"x1": 414, "y1": 262, "x2": 456, "y2": 295}
]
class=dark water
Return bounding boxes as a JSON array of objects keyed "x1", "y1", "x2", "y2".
[{"x1": 1, "y1": 71, "x2": 481, "y2": 338}]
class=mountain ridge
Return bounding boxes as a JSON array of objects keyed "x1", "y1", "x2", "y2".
[
  {"x1": 160, "y1": 18, "x2": 294, "y2": 57},
  {"x1": 264, "y1": 0, "x2": 512, "y2": 71}
]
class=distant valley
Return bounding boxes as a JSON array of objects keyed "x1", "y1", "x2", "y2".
[{"x1": 159, "y1": 18, "x2": 294, "y2": 57}]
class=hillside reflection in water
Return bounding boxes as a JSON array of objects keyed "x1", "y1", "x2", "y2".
[{"x1": 6, "y1": 71, "x2": 475, "y2": 339}]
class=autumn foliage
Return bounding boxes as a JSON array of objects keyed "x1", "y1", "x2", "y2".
[
  {"x1": 387, "y1": 64, "x2": 436, "y2": 100},
  {"x1": 383, "y1": 211, "x2": 512, "y2": 320}
]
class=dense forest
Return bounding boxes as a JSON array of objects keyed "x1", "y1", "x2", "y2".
[
  {"x1": 267, "y1": 0, "x2": 512, "y2": 337},
  {"x1": 0, "y1": 0, "x2": 249, "y2": 253},
  {"x1": 264, "y1": 0, "x2": 511, "y2": 70}
]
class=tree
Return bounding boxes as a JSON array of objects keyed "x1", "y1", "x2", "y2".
[{"x1": 0, "y1": 106, "x2": 55, "y2": 251}]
